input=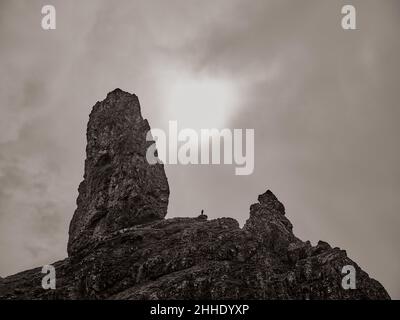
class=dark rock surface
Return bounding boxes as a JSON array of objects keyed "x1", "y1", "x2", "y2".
[
  {"x1": 67, "y1": 89, "x2": 169, "y2": 256},
  {"x1": 0, "y1": 89, "x2": 390, "y2": 300}
]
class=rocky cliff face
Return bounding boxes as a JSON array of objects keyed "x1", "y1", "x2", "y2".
[
  {"x1": 0, "y1": 89, "x2": 390, "y2": 300},
  {"x1": 67, "y1": 89, "x2": 169, "y2": 256}
]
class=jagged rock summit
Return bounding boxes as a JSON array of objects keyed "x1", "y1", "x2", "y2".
[
  {"x1": 0, "y1": 89, "x2": 390, "y2": 300},
  {"x1": 68, "y1": 89, "x2": 169, "y2": 256}
]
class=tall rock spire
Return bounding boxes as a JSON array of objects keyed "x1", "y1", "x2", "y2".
[{"x1": 67, "y1": 89, "x2": 169, "y2": 256}]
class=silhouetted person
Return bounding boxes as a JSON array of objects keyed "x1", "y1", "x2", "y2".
[{"x1": 198, "y1": 209, "x2": 207, "y2": 220}]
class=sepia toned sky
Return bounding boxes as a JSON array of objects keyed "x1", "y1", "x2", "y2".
[{"x1": 0, "y1": 0, "x2": 399, "y2": 298}]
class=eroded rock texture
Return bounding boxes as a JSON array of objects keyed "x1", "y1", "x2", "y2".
[
  {"x1": 0, "y1": 89, "x2": 390, "y2": 300},
  {"x1": 67, "y1": 89, "x2": 169, "y2": 256}
]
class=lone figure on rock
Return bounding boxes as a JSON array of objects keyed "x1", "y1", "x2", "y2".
[{"x1": 198, "y1": 209, "x2": 207, "y2": 220}]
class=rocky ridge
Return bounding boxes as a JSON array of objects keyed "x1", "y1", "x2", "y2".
[{"x1": 0, "y1": 89, "x2": 390, "y2": 300}]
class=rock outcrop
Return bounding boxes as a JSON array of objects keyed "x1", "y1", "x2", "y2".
[
  {"x1": 67, "y1": 89, "x2": 169, "y2": 256},
  {"x1": 0, "y1": 89, "x2": 390, "y2": 300}
]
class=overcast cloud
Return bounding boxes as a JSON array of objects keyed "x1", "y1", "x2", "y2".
[{"x1": 0, "y1": 0, "x2": 399, "y2": 298}]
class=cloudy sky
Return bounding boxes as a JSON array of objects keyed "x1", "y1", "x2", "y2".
[{"x1": 0, "y1": 0, "x2": 399, "y2": 298}]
